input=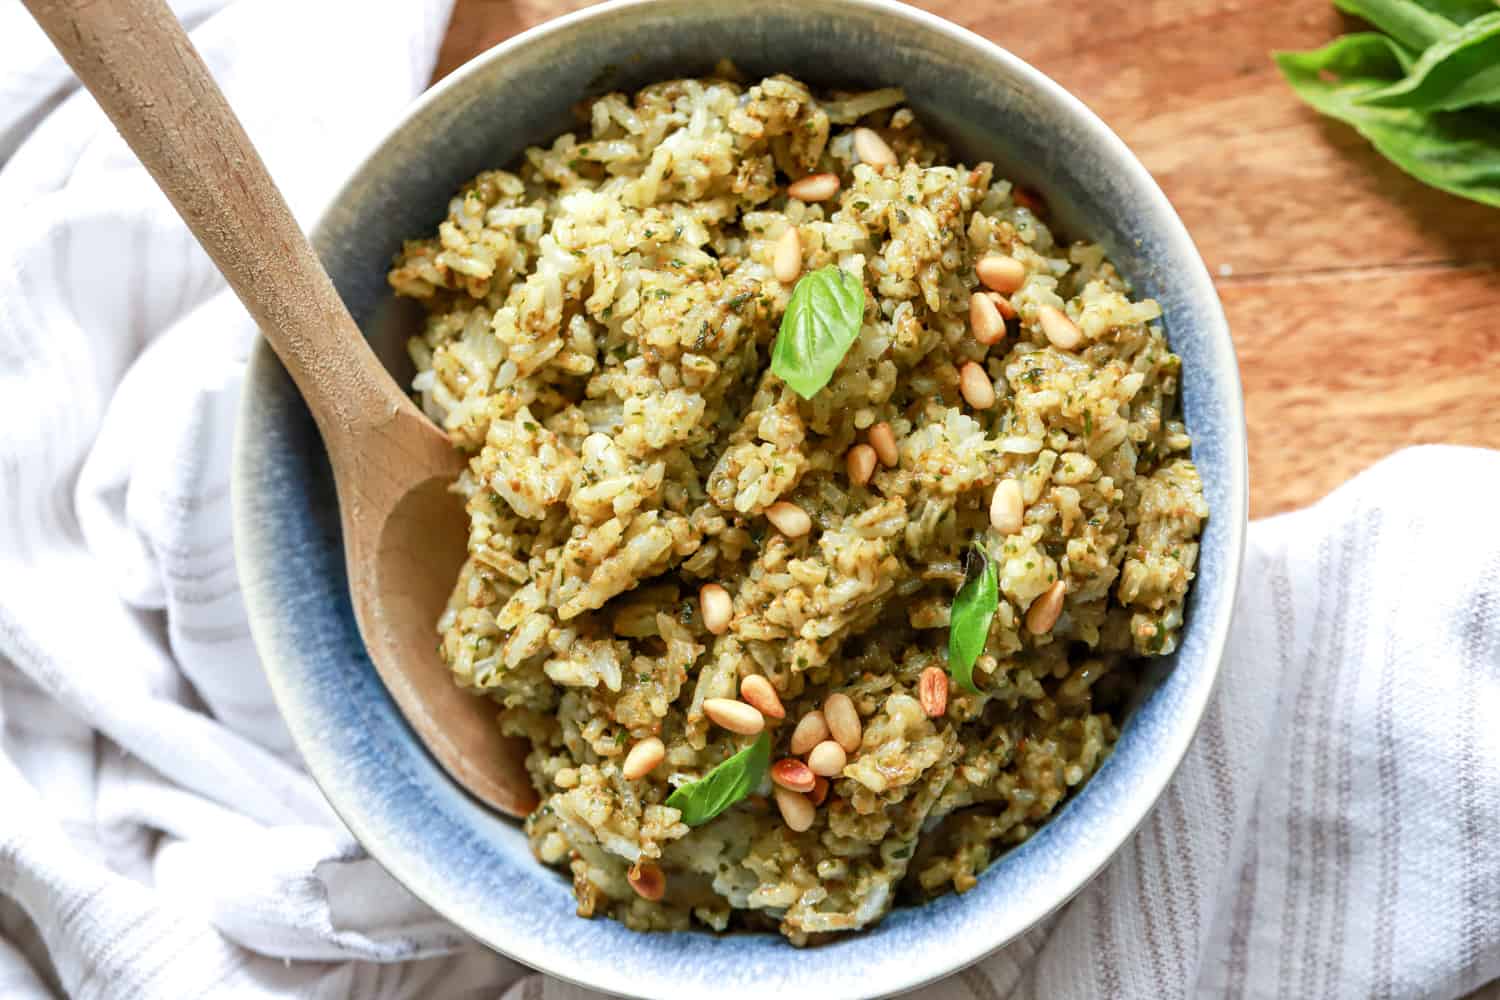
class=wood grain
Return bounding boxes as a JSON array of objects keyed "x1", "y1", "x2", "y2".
[
  {"x1": 436, "y1": 0, "x2": 1500, "y2": 517},
  {"x1": 24, "y1": 0, "x2": 536, "y2": 817}
]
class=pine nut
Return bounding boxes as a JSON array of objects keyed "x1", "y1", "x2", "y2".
[
  {"x1": 987, "y1": 290, "x2": 1017, "y2": 319},
  {"x1": 823, "y1": 693, "x2": 862, "y2": 752},
  {"x1": 774, "y1": 786, "x2": 816, "y2": 832},
  {"x1": 868, "y1": 422, "x2": 898, "y2": 467},
  {"x1": 846, "y1": 444, "x2": 877, "y2": 486},
  {"x1": 852, "y1": 127, "x2": 897, "y2": 169},
  {"x1": 919, "y1": 666, "x2": 949, "y2": 718},
  {"x1": 772, "y1": 227, "x2": 802, "y2": 283},
  {"x1": 628, "y1": 860, "x2": 666, "y2": 901},
  {"x1": 990, "y1": 479, "x2": 1024, "y2": 535},
  {"x1": 771, "y1": 757, "x2": 816, "y2": 793},
  {"x1": 703, "y1": 697, "x2": 765, "y2": 735},
  {"x1": 809, "y1": 776, "x2": 830, "y2": 807},
  {"x1": 959, "y1": 362, "x2": 996, "y2": 410},
  {"x1": 740, "y1": 674, "x2": 786, "y2": 720},
  {"x1": 1026, "y1": 580, "x2": 1067, "y2": 635},
  {"x1": 622, "y1": 737, "x2": 665, "y2": 780},
  {"x1": 700, "y1": 583, "x2": 732, "y2": 636},
  {"x1": 1039, "y1": 305, "x2": 1083, "y2": 350},
  {"x1": 976, "y1": 254, "x2": 1027, "y2": 294},
  {"x1": 969, "y1": 291, "x2": 1006, "y2": 347},
  {"x1": 765, "y1": 500, "x2": 812, "y2": 538},
  {"x1": 789, "y1": 710, "x2": 830, "y2": 755},
  {"x1": 788, "y1": 173, "x2": 840, "y2": 202},
  {"x1": 807, "y1": 739, "x2": 848, "y2": 777}
]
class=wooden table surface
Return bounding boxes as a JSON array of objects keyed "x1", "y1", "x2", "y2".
[{"x1": 434, "y1": 0, "x2": 1500, "y2": 518}]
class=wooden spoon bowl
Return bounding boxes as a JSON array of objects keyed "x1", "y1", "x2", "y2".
[
  {"x1": 352, "y1": 409, "x2": 538, "y2": 817},
  {"x1": 25, "y1": 0, "x2": 538, "y2": 817}
]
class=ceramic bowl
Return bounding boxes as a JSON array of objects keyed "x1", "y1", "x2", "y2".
[{"x1": 234, "y1": 1, "x2": 1248, "y2": 995}]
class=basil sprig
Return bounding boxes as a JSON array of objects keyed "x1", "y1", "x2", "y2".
[
  {"x1": 664, "y1": 731, "x2": 770, "y2": 826},
  {"x1": 1361, "y1": 12, "x2": 1500, "y2": 112},
  {"x1": 947, "y1": 544, "x2": 998, "y2": 694},
  {"x1": 1333, "y1": 0, "x2": 1477, "y2": 51},
  {"x1": 1276, "y1": 1, "x2": 1500, "y2": 208},
  {"x1": 771, "y1": 266, "x2": 866, "y2": 398}
]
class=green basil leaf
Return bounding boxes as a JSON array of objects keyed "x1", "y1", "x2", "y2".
[
  {"x1": 1276, "y1": 33, "x2": 1500, "y2": 207},
  {"x1": 1358, "y1": 11, "x2": 1500, "y2": 111},
  {"x1": 771, "y1": 266, "x2": 865, "y2": 398},
  {"x1": 947, "y1": 544, "x2": 998, "y2": 695},
  {"x1": 664, "y1": 730, "x2": 770, "y2": 826},
  {"x1": 1333, "y1": 0, "x2": 1459, "y2": 50},
  {"x1": 1416, "y1": 0, "x2": 1500, "y2": 26}
]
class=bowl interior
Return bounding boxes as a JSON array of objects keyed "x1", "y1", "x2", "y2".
[{"x1": 235, "y1": 1, "x2": 1246, "y2": 997}]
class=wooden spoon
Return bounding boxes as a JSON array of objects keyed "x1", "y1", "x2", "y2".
[{"x1": 24, "y1": 0, "x2": 538, "y2": 817}]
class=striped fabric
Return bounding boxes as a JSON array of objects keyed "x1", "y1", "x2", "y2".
[
  {"x1": 502, "y1": 445, "x2": 1500, "y2": 1000},
  {"x1": 1, "y1": 3, "x2": 1497, "y2": 997}
]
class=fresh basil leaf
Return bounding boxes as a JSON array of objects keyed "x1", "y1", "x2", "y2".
[
  {"x1": 1414, "y1": 0, "x2": 1500, "y2": 27},
  {"x1": 1334, "y1": 0, "x2": 1459, "y2": 50},
  {"x1": 1276, "y1": 33, "x2": 1500, "y2": 207},
  {"x1": 771, "y1": 266, "x2": 865, "y2": 399},
  {"x1": 1358, "y1": 11, "x2": 1500, "y2": 111},
  {"x1": 947, "y1": 544, "x2": 998, "y2": 695},
  {"x1": 664, "y1": 731, "x2": 770, "y2": 826}
]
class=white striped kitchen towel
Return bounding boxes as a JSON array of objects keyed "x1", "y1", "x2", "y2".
[{"x1": 1, "y1": 0, "x2": 1497, "y2": 996}]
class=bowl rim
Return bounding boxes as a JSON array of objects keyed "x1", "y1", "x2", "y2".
[{"x1": 234, "y1": 0, "x2": 1249, "y2": 994}]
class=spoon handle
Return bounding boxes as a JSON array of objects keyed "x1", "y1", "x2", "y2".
[{"x1": 23, "y1": 0, "x2": 415, "y2": 440}]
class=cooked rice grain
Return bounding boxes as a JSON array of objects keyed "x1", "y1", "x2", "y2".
[{"x1": 392, "y1": 71, "x2": 1208, "y2": 944}]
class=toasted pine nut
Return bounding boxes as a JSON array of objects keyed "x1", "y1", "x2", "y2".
[
  {"x1": 969, "y1": 291, "x2": 1007, "y2": 347},
  {"x1": 790, "y1": 710, "x2": 830, "y2": 755},
  {"x1": 976, "y1": 254, "x2": 1027, "y2": 294},
  {"x1": 987, "y1": 290, "x2": 1017, "y2": 320},
  {"x1": 774, "y1": 786, "x2": 816, "y2": 832},
  {"x1": 740, "y1": 674, "x2": 786, "y2": 720},
  {"x1": 846, "y1": 444, "x2": 877, "y2": 487},
  {"x1": 771, "y1": 757, "x2": 816, "y2": 793},
  {"x1": 807, "y1": 739, "x2": 848, "y2": 777},
  {"x1": 700, "y1": 583, "x2": 732, "y2": 636},
  {"x1": 990, "y1": 479, "x2": 1024, "y2": 535},
  {"x1": 772, "y1": 227, "x2": 802, "y2": 283},
  {"x1": 766, "y1": 500, "x2": 812, "y2": 538},
  {"x1": 868, "y1": 422, "x2": 898, "y2": 467},
  {"x1": 788, "y1": 173, "x2": 840, "y2": 202},
  {"x1": 852, "y1": 127, "x2": 897, "y2": 169},
  {"x1": 808, "y1": 776, "x2": 830, "y2": 807},
  {"x1": 823, "y1": 693, "x2": 862, "y2": 753},
  {"x1": 628, "y1": 860, "x2": 666, "y2": 901},
  {"x1": 959, "y1": 362, "x2": 996, "y2": 410},
  {"x1": 1025, "y1": 580, "x2": 1067, "y2": 635},
  {"x1": 1039, "y1": 305, "x2": 1083, "y2": 350},
  {"x1": 622, "y1": 737, "x2": 665, "y2": 780},
  {"x1": 919, "y1": 666, "x2": 949, "y2": 718},
  {"x1": 703, "y1": 697, "x2": 765, "y2": 735}
]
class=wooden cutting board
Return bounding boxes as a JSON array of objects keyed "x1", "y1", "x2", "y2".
[{"x1": 435, "y1": 0, "x2": 1500, "y2": 518}]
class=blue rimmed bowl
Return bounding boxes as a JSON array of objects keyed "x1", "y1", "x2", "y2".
[{"x1": 234, "y1": 1, "x2": 1247, "y2": 995}]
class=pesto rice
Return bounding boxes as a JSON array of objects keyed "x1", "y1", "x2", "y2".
[{"x1": 388, "y1": 70, "x2": 1208, "y2": 944}]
